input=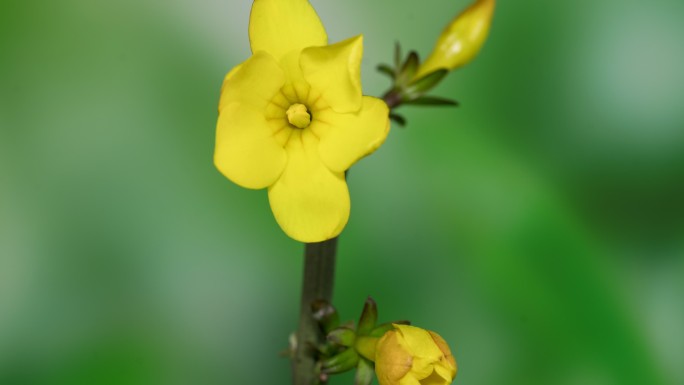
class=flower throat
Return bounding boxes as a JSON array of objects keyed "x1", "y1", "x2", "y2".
[{"x1": 286, "y1": 103, "x2": 311, "y2": 129}]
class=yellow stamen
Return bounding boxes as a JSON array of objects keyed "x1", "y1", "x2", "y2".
[{"x1": 286, "y1": 103, "x2": 311, "y2": 129}]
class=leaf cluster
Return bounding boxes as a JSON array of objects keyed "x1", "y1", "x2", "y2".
[{"x1": 378, "y1": 43, "x2": 459, "y2": 127}]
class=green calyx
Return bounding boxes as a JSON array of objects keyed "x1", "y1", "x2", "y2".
[
  {"x1": 378, "y1": 42, "x2": 460, "y2": 127},
  {"x1": 307, "y1": 297, "x2": 412, "y2": 384}
]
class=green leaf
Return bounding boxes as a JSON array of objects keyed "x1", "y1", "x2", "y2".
[
  {"x1": 389, "y1": 113, "x2": 406, "y2": 127},
  {"x1": 377, "y1": 64, "x2": 395, "y2": 79},
  {"x1": 394, "y1": 41, "x2": 402, "y2": 69},
  {"x1": 404, "y1": 69, "x2": 449, "y2": 99},
  {"x1": 404, "y1": 96, "x2": 460, "y2": 107},
  {"x1": 354, "y1": 358, "x2": 375, "y2": 385}
]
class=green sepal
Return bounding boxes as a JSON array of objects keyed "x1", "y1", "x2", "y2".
[
  {"x1": 369, "y1": 320, "x2": 411, "y2": 338},
  {"x1": 394, "y1": 41, "x2": 402, "y2": 70},
  {"x1": 389, "y1": 113, "x2": 406, "y2": 127},
  {"x1": 355, "y1": 358, "x2": 375, "y2": 385},
  {"x1": 321, "y1": 348, "x2": 360, "y2": 374},
  {"x1": 327, "y1": 326, "x2": 357, "y2": 347},
  {"x1": 357, "y1": 297, "x2": 378, "y2": 335},
  {"x1": 377, "y1": 64, "x2": 396, "y2": 79},
  {"x1": 404, "y1": 69, "x2": 448, "y2": 99},
  {"x1": 315, "y1": 340, "x2": 337, "y2": 357},
  {"x1": 403, "y1": 96, "x2": 460, "y2": 107},
  {"x1": 312, "y1": 300, "x2": 340, "y2": 334},
  {"x1": 354, "y1": 336, "x2": 379, "y2": 361},
  {"x1": 397, "y1": 51, "x2": 419, "y2": 86}
]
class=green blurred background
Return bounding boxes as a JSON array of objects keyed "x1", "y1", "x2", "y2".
[{"x1": 1, "y1": 0, "x2": 683, "y2": 384}]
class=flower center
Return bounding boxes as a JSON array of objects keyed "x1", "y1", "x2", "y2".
[{"x1": 286, "y1": 103, "x2": 311, "y2": 129}]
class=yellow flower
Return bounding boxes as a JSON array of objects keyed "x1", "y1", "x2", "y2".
[
  {"x1": 415, "y1": 0, "x2": 496, "y2": 79},
  {"x1": 214, "y1": 0, "x2": 390, "y2": 243},
  {"x1": 375, "y1": 325, "x2": 457, "y2": 385}
]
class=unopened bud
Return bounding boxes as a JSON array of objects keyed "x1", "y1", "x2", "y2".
[
  {"x1": 415, "y1": 0, "x2": 495, "y2": 79},
  {"x1": 374, "y1": 324, "x2": 457, "y2": 385}
]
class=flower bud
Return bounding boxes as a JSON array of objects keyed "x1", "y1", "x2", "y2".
[
  {"x1": 358, "y1": 297, "x2": 379, "y2": 335},
  {"x1": 374, "y1": 324, "x2": 457, "y2": 385},
  {"x1": 415, "y1": 0, "x2": 495, "y2": 79}
]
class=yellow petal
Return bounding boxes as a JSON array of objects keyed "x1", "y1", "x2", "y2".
[
  {"x1": 214, "y1": 103, "x2": 287, "y2": 189},
  {"x1": 375, "y1": 330, "x2": 413, "y2": 385},
  {"x1": 428, "y1": 331, "x2": 457, "y2": 375},
  {"x1": 218, "y1": 62, "x2": 243, "y2": 102},
  {"x1": 397, "y1": 377, "x2": 421, "y2": 385},
  {"x1": 417, "y1": 369, "x2": 451, "y2": 385},
  {"x1": 314, "y1": 96, "x2": 390, "y2": 173},
  {"x1": 249, "y1": 0, "x2": 327, "y2": 61},
  {"x1": 409, "y1": 356, "x2": 439, "y2": 380},
  {"x1": 219, "y1": 51, "x2": 285, "y2": 113},
  {"x1": 268, "y1": 130, "x2": 349, "y2": 242},
  {"x1": 279, "y1": 50, "x2": 312, "y2": 105},
  {"x1": 432, "y1": 365, "x2": 455, "y2": 384},
  {"x1": 301, "y1": 35, "x2": 363, "y2": 113},
  {"x1": 394, "y1": 325, "x2": 444, "y2": 362}
]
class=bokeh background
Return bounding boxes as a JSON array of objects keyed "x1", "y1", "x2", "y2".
[{"x1": 2, "y1": 0, "x2": 684, "y2": 384}]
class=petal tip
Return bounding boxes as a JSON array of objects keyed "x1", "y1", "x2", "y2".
[{"x1": 249, "y1": 0, "x2": 328, "y2": 59}]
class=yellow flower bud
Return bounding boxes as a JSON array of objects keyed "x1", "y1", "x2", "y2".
[
  {"x1": 375, "y1": 325, "x2": 457, "y2": 385},
  {"x1": 415, "y1": 0, "x2": 495, "y2": 79}
]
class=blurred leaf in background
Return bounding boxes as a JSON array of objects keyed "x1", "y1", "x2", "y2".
[{"x1": 1, "y1": 0, "x2": 683, "y2": 385}]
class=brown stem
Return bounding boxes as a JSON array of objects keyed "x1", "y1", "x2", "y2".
[
  {"x1": 382, "y1": 90, "x2": 403, "y2": 110},
  {"x1": 292, "y1": 238, "x2": 339, "y2": 385}
]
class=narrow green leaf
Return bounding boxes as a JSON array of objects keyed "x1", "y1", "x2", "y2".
[
  {"x1": 321, "y1": 348, "x2": 360, "y2": 374},
  {"x1": 376, "y1": 64, "x2": 395, "y2": 79},
  {"x1": 389, "y1": 113, "x2": 406, "y2": 127},
  {"x1": 398, "y1": 51, "x2": 420, "y2": 86},
  {"x1": 394, "y1": 41, "x2": 402, "y2": 69},
  {"x1": 404, "y1": 96, "x2": 460, "y2": 107},
  {"x1": 404, "y1": 69, "x2": 449, "y2": 98}
]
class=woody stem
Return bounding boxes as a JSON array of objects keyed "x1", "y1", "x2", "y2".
[{"x1": 293, "y1": 238, "x2": 339, "y2": 385}]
